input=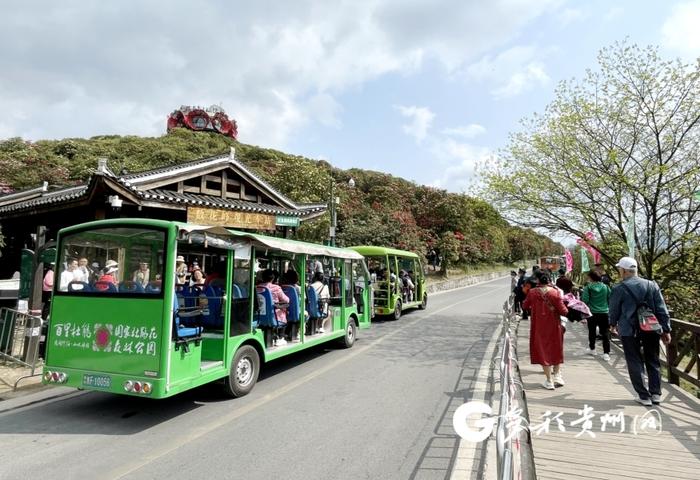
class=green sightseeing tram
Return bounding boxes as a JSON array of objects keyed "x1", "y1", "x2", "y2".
[
  {"x1": 349, "y1": 246, "x2": 426, "y2": 320},
  {"x1": 43, "y1": 219, "x2": 371, "y2": 398}
]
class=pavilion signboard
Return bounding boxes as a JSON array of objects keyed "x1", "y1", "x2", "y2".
[
  {"x1": 275, "y1": 215, "x2": 300, "y2": 227},
  {"x1": 187, "y1": 206, "x2": 276, "y2": 230}
]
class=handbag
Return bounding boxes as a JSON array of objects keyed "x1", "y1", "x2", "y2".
[
  {"x1": 539, "y1": 288, "x2": 566, "y2": 331},
  {"x1": 620, "y1": 282, "x2": 663, "y2": 334}
]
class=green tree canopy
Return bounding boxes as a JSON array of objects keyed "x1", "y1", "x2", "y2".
[
  {"x1": 483, "y1": 43, "x2": 700, "y2": 277},
  {"x1": 482, "y1": 42, "x2": 700, "y2": 317}
]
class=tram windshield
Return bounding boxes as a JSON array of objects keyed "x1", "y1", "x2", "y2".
[{"x1": 55, "y1": 226, "x2": 166, "y2": 295}]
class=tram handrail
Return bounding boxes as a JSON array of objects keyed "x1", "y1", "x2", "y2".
[{"x1": 495, "y1": 296, "x2": 536, "y2": 480}]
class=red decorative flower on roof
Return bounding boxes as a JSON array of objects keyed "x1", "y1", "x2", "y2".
[{"x1": 167, "y1": 105, "x2": 238, "y2": 139}]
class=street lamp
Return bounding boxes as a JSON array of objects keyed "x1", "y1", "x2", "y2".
[{"x1": 329, "y1": 177, "x2": 355, "y2": 247}]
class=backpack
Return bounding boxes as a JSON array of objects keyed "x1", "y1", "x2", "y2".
[{"x1": 620, "y1": 281, "x2": 662, "y2": 334}]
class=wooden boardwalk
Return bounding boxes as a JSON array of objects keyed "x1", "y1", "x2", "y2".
[{"x1": 517, "y1": 320, "x2": 700, "y2": 480}]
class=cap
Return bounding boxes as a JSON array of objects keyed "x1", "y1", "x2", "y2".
[
  {"x1": 615, "y1": 257, "x2": 637, "y2": 270},
  {"x1": 105, "y1": 259, "x2": 118, "y2": 268},
  {"x1": 176, "y1": 255, "x2": 185, "y2": 262}
]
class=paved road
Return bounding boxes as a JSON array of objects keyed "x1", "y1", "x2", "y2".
[{"x1": 0, "y1": 278, "x2": 508, "y2": 480}]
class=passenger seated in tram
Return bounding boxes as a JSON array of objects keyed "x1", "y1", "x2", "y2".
[
  {"x1": 175, "y1": 255, "x2": 188, "y2": 285},
  {"x1": 257, "y1": 269, "x2": 290, "y2": 346},
  {"x1": 59, "y1": 258, "x2": 79, "y2": 291},
  {"x1": 205, "y1": 263, "x2": 226, "y2": 288},
  {"x1": 190, "y1": 267, "x2": 206, "y2": 286},
  {"x1": 132, "y1": 261, "x2": 150, "y2": 288},
  {"x1": 282, "y1": 269, "x2": 301, "y2": 295},
  {"x1": 98, "y1": 260, "x2": 119, "y2": 285},
  {"x1": 400, "y1": 270, "x2": 415, "y2": 302},
  {"x1": 281, "y1": 270, "x2": 303, "y2": 341}
]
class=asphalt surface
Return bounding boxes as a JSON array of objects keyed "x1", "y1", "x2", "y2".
[{"x1": 0, "y1": 277, "x2": 508, "y2": 480}]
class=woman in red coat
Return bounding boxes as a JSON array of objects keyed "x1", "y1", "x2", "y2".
[{"x1": 523, "y1": 273, "x2": 568, "y2": 390}]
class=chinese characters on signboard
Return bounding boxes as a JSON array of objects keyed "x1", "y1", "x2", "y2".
[{"x1": 52, "y1": 322, "x2": 158, "y2": 357}]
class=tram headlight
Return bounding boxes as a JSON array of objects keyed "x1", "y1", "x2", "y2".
[
  {"x1": 58, "y1": 372, "x2": 67, "y2": 383},
  {"x1": 142, "y1": 382, "x2": 152, "y2": 394},
  {"x1": 43, "y1": 371, "x2": 52, "y2": 382},
  {"x1": 133, "y1": 381, "x2": 142, "y2": 393},
  {"x1": 123, "y1": 380, "x2": 134, "y2": 392}
]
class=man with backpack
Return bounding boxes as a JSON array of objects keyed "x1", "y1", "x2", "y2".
[{"x1": 609, "y1": 257, "x2": 671, "y2": 406}]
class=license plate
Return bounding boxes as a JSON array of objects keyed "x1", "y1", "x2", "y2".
[{"x1": 82, "y1": 374, "x2": 112, "y2": 389}]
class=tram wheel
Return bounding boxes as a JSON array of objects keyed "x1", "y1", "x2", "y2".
[
  {"x1": 224, "y1": 345, "x2": 260, "y2": 398},
  {"x1": 338, "y1": 318, "x2": 357, "y2": 348},
  {"x1": 393, "y1": 300, "x2": 402, "y2": 321},
  {"x1": 418, "y1": 293, "x2": 427, "y2": 310}
]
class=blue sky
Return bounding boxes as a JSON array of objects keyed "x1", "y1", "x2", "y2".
[{"x1": 1, "y1": 0, "x2": 698, "y2": 191}]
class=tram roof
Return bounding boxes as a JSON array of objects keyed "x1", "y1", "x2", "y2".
[
  {"x1": 348, "y1": 245, "x2": 420, "y2": 259},
  {"x1": 179, "y1": 224, "x2": 365, "y2": 260}
]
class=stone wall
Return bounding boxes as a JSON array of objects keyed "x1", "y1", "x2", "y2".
[{"x1": 425, "y1": 270, "x2": 510, "y2": 294}]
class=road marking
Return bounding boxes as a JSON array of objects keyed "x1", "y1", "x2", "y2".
[
  {"x1": 108, "y1": 281, "x2": 507, "y2": 479},
  {"x1": 449, "y1": 319, "x2": 502, "y2": 479}
]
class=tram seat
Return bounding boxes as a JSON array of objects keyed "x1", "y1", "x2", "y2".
[
  {"x1": 119, "y1": 281, "x2": 145, "y2": 294},
  {"x1": 281, "y1": 286, "x2": 301, "y2": 323},
  {"x1": 235, "y1": 283, "x2": 249, "y2": 298},
  {"x1": 306, "y1": 286, "x2": 328, "y2": 320},
  {"x1": 201, "y1": 285, "x2": 224, "y2": 328},
  {"x1": 232, "y1": 283, "x2": 243, "y2": 299},
  {"x1": 253, "y1": 287, "x2": 277, "y2": 328},
  {"x1": 185, "y1": 285, "x2": 204, "y2": 308},
  {"x1": 67, "y1": 281, "x2": 91, "y2": 292},
  {"x1": 173, "y1": 296, "x2": 203, "y2": 339},
  {"x1": 145, "y1": 281, "x2": 162, "y2": 294},
  {"x1": 306, "y1": 286, "x2": 329, "y2": 335},
  {"x1": 93, "y1": 281, "x2": 117, "y2": 293}
]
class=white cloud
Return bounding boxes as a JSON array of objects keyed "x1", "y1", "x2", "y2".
[
  {"x1": 0, "y1": 0, "x2": 560, "y2": 147},
  {"x1": 466, "y1": 45, "x2": 551, "y2": 99},
  {"x1": 557, "y1": 8, "x2": 588, "y2": 26},
  {"x1": 661, "y1": 1, "x2": 700, "y2": 59},
  {"x1": 428, "y1": 138, "x2": 493, "y2": 192},
  {"x1": 396, "y1": 105, "x2": 435, "y2": 144},
  {"x1": 604, "y1": 6, "x2": 624, "y2": 22},
  {"x1": 441, "y1": 123, "x2": 486, "y2": 139}
]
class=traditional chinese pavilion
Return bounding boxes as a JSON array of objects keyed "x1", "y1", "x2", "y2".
[{"x1": 0, "y1": 148, "x2": 326, "y2": 278}]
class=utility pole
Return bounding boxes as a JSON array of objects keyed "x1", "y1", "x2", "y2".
[{"x1": 329, "y1": 180, "x2": 336, "y2": 247}]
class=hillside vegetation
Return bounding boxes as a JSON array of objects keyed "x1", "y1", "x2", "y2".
[{"x1": 0, "y1": 129, "x2": 560, "y2": 271}]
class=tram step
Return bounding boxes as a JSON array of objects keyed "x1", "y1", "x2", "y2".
[{"x1": 200, "y1": 360, "x2": 224, "y2": 371}]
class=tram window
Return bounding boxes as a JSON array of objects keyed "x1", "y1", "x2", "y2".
[
  {"x1": 231, "y1": 258, "x2": 251, "y2": 336},
  {"x1": 343, "y1": 260, "x2": 355, "y2": 307},
  {"x1": 352, "y1": 261, "x2": 367, "y2": 313},
  {"x1": 328, "y1": 258, "x2": 343, "y2": 306}
]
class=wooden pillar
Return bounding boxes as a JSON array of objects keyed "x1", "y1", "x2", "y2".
[
  {"x1": 667, "y1": 329, "x2": 679, "y2": 385},
  {"x1": 28, "y1": 226, "x2": 46, "y2": 316}
]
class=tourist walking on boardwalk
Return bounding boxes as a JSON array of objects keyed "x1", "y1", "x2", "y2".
[
  {"x1": 513, "y1": 268, "x2": 526, "y2": 314},
  {"x1": 609, "y1": 257, "x2": 671, "y2": 406},
  {"x1": 581, "y1": 271, "x2": 611, "y2": 361},
  {"x1": 523, "y1": 272, "x2": 568, "y2": 390}
]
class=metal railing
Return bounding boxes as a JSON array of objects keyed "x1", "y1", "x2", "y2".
[
  {"x1": 0, "y1": 307, "x2": 44, "y2": 389},
  {"x1": 495, "y1": 296, "x2": 536, "y2": 480}
]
